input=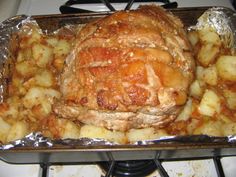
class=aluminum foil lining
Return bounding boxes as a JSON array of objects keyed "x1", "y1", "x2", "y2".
[
  {"x1": 0, "y1": 15, "x2": 29, "y2": 102},
  {"x1": 1, "y1": 8, "x2": 236, "y2": 150},
  {"x1": 1, "y1": 132, "x2": 236, "y2": 150},
  {"x1": 189, "y1": 7, "x2": 236, "y2": 48},
  {"x1": 0, "y1": 132, "x2": 117, "y2": 150}
]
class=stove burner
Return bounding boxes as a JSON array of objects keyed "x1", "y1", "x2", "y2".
[
  {"x1": 60, "y1": 0, "x2": 178, "y2": 14},
  {"x1": 99, "y1": 160, "x2": 157, "y2": 177}
]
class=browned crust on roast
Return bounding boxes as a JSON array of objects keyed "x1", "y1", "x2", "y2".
[{"x1": 54, "y1": 5, "x2": 195, "y2": 131}]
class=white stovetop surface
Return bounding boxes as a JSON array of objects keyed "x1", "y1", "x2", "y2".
[
  {"x1": 16, "y1": 0, "x2": 233, "y2": 16},
  {"x1": 1, "y1": 157, "x2": 236, "y2": 177},
  {"x1": 0, "y1": 0, "x2": 233, "y2": 22},
  {"x1": 0, "y1": 0, "x2": 236, "y2": 176},
  {"x1": 0, "y1": 0, "x2": 234, "y2": 22}
]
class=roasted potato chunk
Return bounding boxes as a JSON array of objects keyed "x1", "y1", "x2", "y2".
[
  {"x1": 201, "y1": 65, "x2": 218, "y2": 86},
  {"x1": 197, "y1": 43, "x2": 220, "y2": 67},
  {"x1": 32, "y1": 43, "x2": 53, "y2": 67},
  {"x1": 223, "y1": 123, "x2": 236, "y2": 136},
  {"x1": 198, "y1": 28, "x2": 221, "y2": 45},
  {"x1": 15, "y1": 61, "x2": 38, "y2": 78},
  {"x1": 23, "y1": 87, "x2": 61, "y2": 109},
  {"x1": 223, "y1": 89, "x2": 236, "y2": 110},
  {"x1": 198, "y1": 89, "x2": 221, "y2": 117},
  {"x1": 34, "y1": 70, "x2": 54, "y2": 87},
  {"x1": 187, "y1": 30, "x2": 199, "y2": 47},
  {"x1": 6, "y1": 121, "x2": 29, "y2": 142},
  {"x1": 190, "y1": 80, "x2": 203, "y2": 98},
  {"x1": 0, "y1": 117, "x2": 11, "y2": 143},
  {"x1": 176, "y1": 99, "x2": 193, "y2": 121},
  {"x1": 61, "y1": 120, "x2": 81, "y2": 139},
  {"x1": 194, "y1": 120, "x2": 223, "y2": 136},
  {"x1": 127, "y1": 128, "x2": 168, "y2": 143},
  {"x1": 216, "y1": 55, "x2": 236, "y2": 81},
  {"x1": 80, "y1": 125, "x2": 127, "y2": 144}
]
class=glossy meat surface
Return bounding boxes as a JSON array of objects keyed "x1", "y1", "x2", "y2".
[{"x1": 54, "y1": 5, "x2": 195, "y2": 131}]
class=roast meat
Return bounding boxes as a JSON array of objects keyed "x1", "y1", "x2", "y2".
[{"x1": 54, "y1": 5, "x2": 195, "y2": 131}]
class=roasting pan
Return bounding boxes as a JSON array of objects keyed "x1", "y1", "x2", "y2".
[{"x1": 0, "y1": 7, "x2": 236, "y2": 164}]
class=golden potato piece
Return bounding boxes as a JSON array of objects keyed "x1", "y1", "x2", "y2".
[
  {"x1": 79, "y1": 125, "x2": 127, "y2": 144},
  {"x1": 23, "y1": 87, "x2": 61, "y2": 109},
  {"x1": 187, "y1": 30, "x2": 199, "y2": 47},
  {"x1": 61, "y1": 120, "x2": 80, "y2": 139},
  {"x1": 53, "y1": 39, "x2": 71, "y2": 58},
  {"x1": 16, "y1": 48, "x2": 32, "y2": 62},
  {"x1": 31, "y1": 99, "x2": 52, "y2": 118},
  {"x1": 32, "y1": 43, "x2": 53, "y2": 67},
  {"x1": 23, "y1": 87, "x2": 46, "y2": 109},
  {"x1": 127, "y1": 128, "x2": 168, "y2": 143},
  {"x1": 216, "y1": 55, "x2": 236, "y2": 81},
  {"x1": 198, "y1": 89, "x2": 221, "y2": 117},
  {"x1": 187, "y1": 119, "x2": 200, "y2": 134},
  {"x1": 194, "y1": 120, "x2": 223, "y2": 136},
  {"x1": 223, "y1": 89, "x2": 236, "y2": 110},
  {"x1": 196, "y1": 66, "x2": 204, "y2": 80},
  {"x1": 28, "y1": 29, "x2": 42, "y2": 45},
  {"x1": 19, "y1": 25, "x2": 42, "y2": 48},
  {"x1": 46, "y1": 37, "x2": 59, "y2": 47},
  {"x1": 3, "y1": 97, "x2": 20, "y2": 119},
  {"x1": 53, "y1": 39, "x2": 72, "y2": 71},
  {"x1": 198, "y1": 28, "x2": 221, "y2": 45},
  {"x1": 34, "y1": 70, "x2": 54, "y2": 87},
  {"x1": 6, "y1": 121, "x2": 29, "y2": 142},
  {"x1": 223, "y1": 123, "x2": 236, "y2": 136},
  {"x1": 201, "y1": 65, "x2": 218, "y2": 86},
  {"x1": 176, "y1": 99, "x2": 192, "y2": 121},
  {"x1": 218, "y1": 114, "x2": 233, "y2": 124},
  {"x1": 190, "y1": 80, "x2": 203, "y2": 98},
  {"x1": 15, "y1": 61, "x2": 38, "y2": 78},
  {"x1": 43, "y1": 88, "x2": 62, "y2": 102},
  {"x1": 0, "y1": 117, "x2": 11, "y2": 143},
  {"x1": 197, "y1": 43, "x2": 220, "y2": 67}
]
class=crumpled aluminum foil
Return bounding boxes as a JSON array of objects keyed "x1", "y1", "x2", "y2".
[
  {"x1": 0, "y1": 15, "x2": 29, "y2": 102},
  {"x1": 189, "y1": 7, "x2": 236, "y2": 48},
  {"x1": 0, "y1": 8, "x2": 236, "y2": 150},
  {"x1": 0, "y1": 132, "x2": 117, "y2": 150},
  {"x1": 0, "y1": 132, "x2": 235, "y2": 150}
]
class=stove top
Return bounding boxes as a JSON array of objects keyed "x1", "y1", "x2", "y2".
[
  {"x1": 2, "y1": 157, "x2": 236, "y2": 177},
  {"x1": 58, "y1": 0, "x2": 177, "y2": 14},
  {"x1": 17, "y1": 0, "x2": 234, "y2": 16}
]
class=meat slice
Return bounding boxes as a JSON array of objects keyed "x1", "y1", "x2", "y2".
[{"x1": 54, "y1": 5, "x2": 195, "y2": 131}]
